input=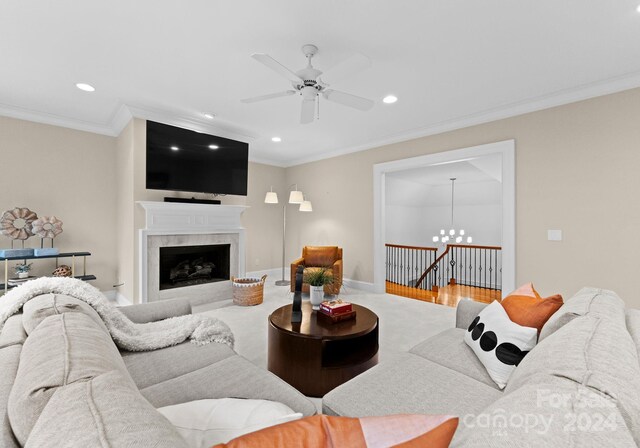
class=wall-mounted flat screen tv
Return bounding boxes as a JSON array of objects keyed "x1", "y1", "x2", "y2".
[{"x1": 146, "y1": 121, "x2": 249, "y2": 196}]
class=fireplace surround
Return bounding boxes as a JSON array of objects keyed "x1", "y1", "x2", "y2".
[{"x1": 138, "y1": 201, "x2": 247, "y2": 303}]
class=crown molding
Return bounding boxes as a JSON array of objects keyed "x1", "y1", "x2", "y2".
[
  {"x1": 109, "y1": 103, "x2": 133, "y2": 136},
  {"x1": 125, "y1": 105, "x2": 258, "y2": 143},
  {"x1": 0, "y1": 102, "x2": 119, "y2": 136},
  {"x1": 283, "y1": 70, "x2": 640, "y2": 167},
  {"x1": 2, "y1": 70, "x2": 640, "y2": 168},
  {"x1": 247, "y1": 155, "x2": 287, "y2": 167}
]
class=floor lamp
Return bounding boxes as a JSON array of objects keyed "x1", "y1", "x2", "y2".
[{"x1": 265, "y1": 185, "x2": 313, "y2": 286}]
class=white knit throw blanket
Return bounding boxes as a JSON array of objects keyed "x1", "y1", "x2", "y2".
[{"x1": 0, "y1": 277, "x2": 234, "y2": 351}]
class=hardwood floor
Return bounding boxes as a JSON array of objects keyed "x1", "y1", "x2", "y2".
[{"x1": 386, "y1": 282, "x2": 501, "y2": 307}]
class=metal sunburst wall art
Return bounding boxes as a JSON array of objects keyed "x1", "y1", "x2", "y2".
[
  {"x1": 0, "y1": 207, "x2": 64, "y2": 257},
  {"x1": 31, "y1": 215, "x2": 64, "y2": 256}
]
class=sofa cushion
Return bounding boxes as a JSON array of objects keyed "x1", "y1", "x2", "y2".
[
  {"x1": 0, "y1": 314, "x2": 26, "y2": 349},
  {"x1": 22, "y1": 293, "x2": 109, "y2": 335},
  {"x1": 505, "y1": 315, "x2": 640, "y2": 445},
  {"x1": 322, "y1": 353, "x2": 502, "y2": 418},
  {"x1": 121, "y1": 339, "x2": 236, "y2": 390},
  {"x1": 8, "y1": 312, "x2": 135, "y2": 445},
  {"x1": 214, "y1": 414, "x2": 458, "y2": 448},
  {"x1": 410, "y1": 328, "x2": 500, "y2": 390},
  {"x1": 0, "y1": 315, "x2": 24, "y2": 448},
  {"x1": 157, "y1": 398, "x2": 302, "y2": 448},
  {"x1": 453, "y1": 377, "x2": 636, "y2": 447},
  {"x1": 625, "y1": 309, "x2": 640, "y2": 363},
  {"x1": 139, "y1": 355, "x2": 317, "y2": 417},
  {"x1": 0, "y1": 345, "x2": 21, "y2": 448},
  {"x1": 500, "y1": 282, "x2": 563, "y2": 333},
  {"x1": 463, "y1": 301, "x2": 537, "y2": 389},
  {"x1": 25, "y1": 370, "x2": 187, "y2": 448},
  {"x1": 539, "y1": 287, "x2": 625, "y2": 341}
]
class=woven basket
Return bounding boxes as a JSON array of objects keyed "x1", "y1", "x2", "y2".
[{"x1": 231, "y1": 274, "x2": 267, "y2": 306}]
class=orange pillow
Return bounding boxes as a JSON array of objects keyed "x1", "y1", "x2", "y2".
[
  {"x1": 212, "y1": 414, "x2": 458, "y2": 448},
  {"x1": 501, "y1": 282, "x2": 563, "y2": 333}
]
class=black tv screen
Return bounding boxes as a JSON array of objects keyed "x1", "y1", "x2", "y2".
[{"x1": 146, "y1": 121, "x2": 248, "y2": 196}]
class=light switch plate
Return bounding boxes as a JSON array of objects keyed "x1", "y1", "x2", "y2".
[{"x1": 548, "y1": 230, "x2": 562, "y2": 241}]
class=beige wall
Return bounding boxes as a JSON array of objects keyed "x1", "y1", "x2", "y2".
[
  {"x1": 285, "y1": 88, "x2": 640, "y2": 306},
  {"x1": 0, "y1": 116, "x2": 117, "y2": 292},
  {"x1": 115, "y1": 120, "x2": 135, "y2": 300}
]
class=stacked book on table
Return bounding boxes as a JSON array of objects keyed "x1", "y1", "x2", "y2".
[{"x1": 318, "y1": 299, "x2": 356, "y2": 323}]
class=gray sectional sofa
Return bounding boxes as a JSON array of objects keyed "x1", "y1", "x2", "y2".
[
  {"x1": 0, "y1": 294, "x2": 316, "y2": 447},
  {"x1": 323, "y1": 287, "x2": 640, "y2": 446}
]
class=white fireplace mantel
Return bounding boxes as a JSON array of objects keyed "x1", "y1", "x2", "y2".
[
  {"x1": 137, "y1": 201, "x2": 249, "y2": 302},
  {"x1": 138, "y1": 201, "x2": 248, "y2": 232}
]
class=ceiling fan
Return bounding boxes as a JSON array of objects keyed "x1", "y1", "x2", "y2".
[{"x1": 241, "y1": 44, "x2": 374, "y2": 124}]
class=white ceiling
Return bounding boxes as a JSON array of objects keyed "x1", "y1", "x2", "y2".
[
  {"x1": 386, "y1": 156, "x2": 502, "y2": 207},
  {"x1": 2, "y1": 1, "x2": 640, "y2": 167}
]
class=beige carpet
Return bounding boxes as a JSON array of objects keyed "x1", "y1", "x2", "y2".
[
  {"x1": 195, "y1": 281, "x2": 456, "y2": 411},
  {"x1": 197, "y1": 282, "x2": 455, "y2": 367}
]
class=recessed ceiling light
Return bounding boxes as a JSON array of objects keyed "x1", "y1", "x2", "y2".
[
  {"x1": 204, "y1": 113, "x2": 215, "y2": 119},
  {"x1": 76, "y1": 83, "x2": 95, "y2": 92},
  {"x1": 171, "y1": 146, "x2": 179, "y2": 151},
  {"x1": 637, "y1": 4, "x2": 640, "y2": 12},
  {"x1": 383, "y1": 95, "x2": 398, "y2": 104},
  {"x1": 208, "y1": 145, "x2": 219, "y2": 150},
  {"x1": 271, "y1": 137, "x2": 282, "y2": 142}
]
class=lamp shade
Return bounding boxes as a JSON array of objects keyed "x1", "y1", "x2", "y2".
[
  {"x1": 289, "y1": 190, "x2": 304, "y2": 204},
  {"x1": 264, "y1": 191, "x2": 278, "y2": 204},
  {"x1": 299, "y1": 200, "x2": 313, "y2": 212}
]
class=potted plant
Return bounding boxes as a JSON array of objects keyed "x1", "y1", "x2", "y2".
[
  {"x1": 304, "y1": 268, "x2": 334, "y2": 310},
  {"x1": 15, "y1": 262, "x2": 32, "y2": 279}
]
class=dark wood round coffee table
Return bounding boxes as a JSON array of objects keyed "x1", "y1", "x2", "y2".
[{"x1": 268, "y1": 301, "x2": 379, "y2": 397}]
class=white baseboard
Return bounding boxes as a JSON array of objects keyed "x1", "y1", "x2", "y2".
[
  {"x1": 342, "y1": 278, "x2": 378, "y2": 293},
  {"x1": 102, "y1": 289, "x2": 132, "y2": 306},
  {"x1": 245, "y1": 268, "x2": 287, "y2": 282}
]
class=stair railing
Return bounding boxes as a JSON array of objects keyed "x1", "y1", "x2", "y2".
[
  {"x1": 385, "y1": 244, "x2": 438, "y2": 289},
  {"x1": 414, "y1": 244, "x2": 502, "y2": 291}
]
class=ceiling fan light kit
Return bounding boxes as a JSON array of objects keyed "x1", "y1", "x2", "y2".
[{"x1": 242, "y1": 44, "x2": 375, "y2": 124}]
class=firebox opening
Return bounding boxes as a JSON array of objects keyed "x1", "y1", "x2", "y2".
[{"x1": 159, "y1": 244, "x2": 230, "y2": 291}]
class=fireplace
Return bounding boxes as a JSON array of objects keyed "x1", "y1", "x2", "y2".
[
  {"x1": 138, "y1": 201, "x2": 247, "y2": 303},
  {"x1": 159, "y1": 244, "x2": 230, "y2": 291}
]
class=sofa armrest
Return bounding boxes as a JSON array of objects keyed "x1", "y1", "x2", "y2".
[
  {"x1": 119, "y1": 298, "x2": 193, "y2": 323},
  {"x1": 290, "y1": 257, "x2": 305, "y2": 292},
  {"x1": 455, "y1": 299, "x2": 489, "y2": 329}
]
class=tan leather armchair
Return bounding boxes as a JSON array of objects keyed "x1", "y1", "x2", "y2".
[{"x1": 290, "y1": 246, "x2": 343, "y2": 295}]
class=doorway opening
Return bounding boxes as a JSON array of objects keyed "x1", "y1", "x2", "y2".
[{"x1": 373, "y1": 140, "x2": 515, "y2": 304}]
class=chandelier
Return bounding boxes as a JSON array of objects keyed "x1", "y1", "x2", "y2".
[{"x1": 432, "y1": 178, "x2": 473, "y2": 245}]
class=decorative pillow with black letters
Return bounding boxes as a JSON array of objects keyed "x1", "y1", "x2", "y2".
[{"x1": 464, "y1": 301, "x2": 537, "y2": 389}]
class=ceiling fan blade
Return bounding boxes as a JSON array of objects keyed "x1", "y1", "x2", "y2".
[
  {"x1": 241, "y1": 90, "x2": 296, "y2": 104},
  {"x1": 323, "y1": 89, "x2": 374, "y2": 111},
  {"x1": 251, "y1": 53, "x2": 303, "y2": 84},
  {"x1": 318, "y1": 53, "x2": 371, "y2": 85},
  {"x1": 300, "y1": 99, "x2": 316, "y2": 124}
]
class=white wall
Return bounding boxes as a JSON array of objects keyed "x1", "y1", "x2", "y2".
[
  {"x1": 386, "y1": 203, "x2": 501, "y2": 247},
  {"x1": 423, "y1": 204, "x2": 502, "y2": 246},
  {"x1": 386, "y1": 177, "x2": 502, "y2": 248}
]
